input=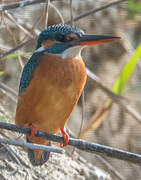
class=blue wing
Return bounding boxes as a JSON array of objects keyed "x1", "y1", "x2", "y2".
[{"x1": 19, "y1": 53, "x2": 43, "y2": 95}]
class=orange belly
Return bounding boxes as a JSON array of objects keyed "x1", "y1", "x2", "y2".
[{"x1": 15, "y1": 53, "x2": 87, "y2": 134}]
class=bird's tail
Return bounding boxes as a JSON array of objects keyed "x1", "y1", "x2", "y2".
[{"x1": 26, "y1": 136, "x2": 50, "y2": 166}]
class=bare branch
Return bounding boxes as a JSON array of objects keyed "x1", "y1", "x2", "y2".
[
  {"x1": 66, "y1": 0, "x2": 127, "y2": 24},
  {"x1": 0, "y1": 0, "x2": 56, "y2": 11},
  {"x1": 86, "y1": 68, "x2": 141, "y2": 123},
  {"x1": 0, "y1": 137, "x2": 64, "y2": 154},
  {"x1": 0, "y1": 122, "x2": 141, "y2": 164},
  {"x1": 0, "y1": 38, "x2": 36, "y2": 59},
  {"x1": 50, "y1": 3, "x2": 64, "y2": 24},
  {"x1": 44, "y1": 0, "x2": 50, "y2": 28},
  {"x1": 95, "y1": 155, "x2": 125, "y2": 180},
  {"x1": 0, "y1": 88, "x2": 17, "y2": 103},
  {"x1": 5, "y1": 11, "x2": 34, "y2": 38},
  {"x1": 69, "y1": 0, "x2": 74, "y2": 26},
  {"x1": 0, "y1": 82, "x2": 18, "y2": 97}
]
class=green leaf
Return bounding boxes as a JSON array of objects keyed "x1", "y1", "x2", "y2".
[
  {"x1": 5, "y1": 52, "x2": 31, "y2": 59},
  {"x1": 128, "y1": 0, "x2": 141, "y2": 18},
  {"x1": 113, "y1": 43, "x2": 141, "y2": 94},
  {"x1": 0, "y1": 72, "x2": 4, "y2": 76},
  {"x1": 128, "y1": 0, "x2": 141, "y2": 12}
]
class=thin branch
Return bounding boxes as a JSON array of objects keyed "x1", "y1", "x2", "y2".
[
  {"x1": 0, "y1": 137, "x2": 64, "y2": 154},
  {"x1": 4, "y1": 11, "x2": 34, "y2": 38},
  {"x1": 86, "y1": 68, "x2": 141, "y2": 123},
  {"x1": 44, "y1": 0, "x2": 50, "y2": 28},
  {"x1": 79, "y1": 89, "x2": 85, "y2": 138},
  {"x1": 50, "y1": 3, "x2": 64, "y2": 24},
  {"x1": 0, "y1": 0, "x2": 56, "y2": 11},
  {"x1": 0, "y1": 88, "x2": 17, "y2": 103},
  {"x1": 0, "y1": 38, "x2": 36, "y2": 59},
  {"x1": 2, "y1": 143, "x2": 22, "y2": 166},
  {"x1": 0, "y1": 122, "x2": 141, "y2": 164},
  {"x1": 66, "y1": 0, "x2": 127, "y2": 24},
  {"x1": 0, "y1": 0, "x2": 127, "y2": 18},
  {"x1": 69, "y1": 0, "x2": 74, "y2": 26},
  {"x1": 0, "y1": 82, "x2": 18, "y2": 97},
  {"x1": 95, "y1": 155, "x2": 125, "y2": 180},
  {"x1": 80, "y1": 100, "x2": 112, "y2": 138},
  {"x1": 3, "y1": 17, "x2": 25, "y2": 69},
  {"x1": 71, "y1": 89, "x2": 85, "y2": 155}
]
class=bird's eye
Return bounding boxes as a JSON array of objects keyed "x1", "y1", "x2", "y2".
[{"x1": 56, "y1": 34, "x2": 66, "y2": 42}]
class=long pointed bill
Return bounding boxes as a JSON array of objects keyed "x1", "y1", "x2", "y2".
[{"x1": 78, "y1": 35, "x2": 120, "y2": 46}]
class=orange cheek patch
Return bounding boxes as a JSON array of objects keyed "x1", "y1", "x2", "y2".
[
  {"x1": 81, "y1": 38, "x2": 119, "y2": 46},
  {"x1": 42, "y1": 40, "x2": 58, "y2": 49}
]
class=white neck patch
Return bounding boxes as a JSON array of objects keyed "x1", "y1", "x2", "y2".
[{"x1": 61, "y1": 46, "x2": 84, "y2": 59}]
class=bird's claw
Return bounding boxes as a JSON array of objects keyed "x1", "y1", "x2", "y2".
[
  {"x1": 28, "y1": 124, "x2": 37, "y2": 138},
  {"x1": 60, "y1": 127, "x2": 69, "y2": 147}
]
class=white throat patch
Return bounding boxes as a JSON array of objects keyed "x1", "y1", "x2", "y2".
[{"x1": 61, "y1": 46, "x2": 84, "y2": 59}]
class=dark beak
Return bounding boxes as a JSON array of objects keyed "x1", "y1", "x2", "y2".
[{"x1": 76, "y1": 35, "x2": 120, "y2": 46}]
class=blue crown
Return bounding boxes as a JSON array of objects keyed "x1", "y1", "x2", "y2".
[{"x1": 37, "y1": 24, "x2": 85, "y2": 48}]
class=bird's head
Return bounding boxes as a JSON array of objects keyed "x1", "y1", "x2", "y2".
[{"x1": 36, "y1": 24, "x2": 120, "y2": 59}]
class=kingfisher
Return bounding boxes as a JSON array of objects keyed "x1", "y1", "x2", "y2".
[{"x1": 15, "y1": 24, "x2": 119, "y2": 166}]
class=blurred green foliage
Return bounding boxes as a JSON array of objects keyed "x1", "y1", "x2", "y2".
[
  {"x1": 113, "y1": 43, "x2": 141, "y2": 94},
  {"x1": 0, "y1": 72, "x2": 4, "y2": 76},
  {"x1": 128, "y1": 0, "x2": 141, "y2": 18},
  {"x1": 5, "y1": 52, "x2": 31, "y2": 59},
  {"x1": 0, "y1": 111, "x2": 12, "y2": 123}
]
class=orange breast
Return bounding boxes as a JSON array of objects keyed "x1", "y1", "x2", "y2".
[{"x1": 15, "y1": 53, "x2": 87, "y2": 134}]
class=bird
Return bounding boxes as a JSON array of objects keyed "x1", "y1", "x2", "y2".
[{"x1": 15, "y1": 24, "x2": 120, "y2": 166}]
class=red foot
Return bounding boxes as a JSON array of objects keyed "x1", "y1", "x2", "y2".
[
  {"x1": 60, "y1": 127, "x2": 69, "y2": 147},
  {"x1": 28, "y1": 124, "x2": 37, "y2": 138}
]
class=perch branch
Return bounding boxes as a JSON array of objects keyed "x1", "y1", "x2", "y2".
[
  {"x1": 0, "y1": 137, "x2": 63, "y2": 154},
  {"x1": 0, "y1": 122, "x2": 141, "y2": 164}
]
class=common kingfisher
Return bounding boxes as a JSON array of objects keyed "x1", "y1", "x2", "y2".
[{"x1": 15, "y1": 24, "x2": 119, "y2": 166}]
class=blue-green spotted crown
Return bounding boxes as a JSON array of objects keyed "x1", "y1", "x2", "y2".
[{"x1": 37, "y1": 24, "x2": 85, "y2": 49}]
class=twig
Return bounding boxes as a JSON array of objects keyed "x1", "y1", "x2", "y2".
[
  {"x1": 80, "y1": 100, "x2": 112, "y2": 138},
  {"x1": 0, "y1": 0, "x2": 56, "y2": 11},
  {"x1": 0, "y1": 122, "x2": 141, "y2": 164},
  {"x1": 86, "y1": 68, "x2": 141, "y2": 123},
  {"x1": 50, "y1": 3, "x2": 64, "y2": 24},
  {"x1": 3, "y1": 17, "x2": 25, "y2": 69},
  {"x1": 4, "y1": 11, "x2": 34, "y2": 38},
  {"x1": 66, "y1": 0, "x2": 127, "y2": 24},
  {"x1": 0, "y1": 137, "x2": 63, "y2": 154},
  {"x1": 0, "y1": 0, "x2": 127, "y2": 17},
  {"x1": 0, "y1": 82, "x2": 18, "y2": 97},
  {"x1": 2, "y1": 143, "x2": 22, "y2": 166},
  {"x1": 44, "y1": 0, "x2": 50, "y2": 28},
  {"x1": 0, "y1": 88, "x2": 17, "y2": 103},
  {"x1": 79, "y1": 89, "x2": 85, "y2": 138},
  {"x1": 71, "y1": 89, "x2": 85, "y2": 155},
  {"x1": 69, "y1": 0, "x2": 74, "y2": 26},
  {"x1": 95, "y1": 155, "x2": 125, "y2": 180},
  {"x1": 0, "y1": 38, "x2": 36, "y2": 59}
]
